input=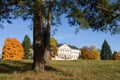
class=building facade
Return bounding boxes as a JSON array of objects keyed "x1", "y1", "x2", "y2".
[{"x1": 52, "y1": 44, "x2": 80, "y2": 60}]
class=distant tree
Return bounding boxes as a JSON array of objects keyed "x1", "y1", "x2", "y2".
[
  {"x1": 113, "y1": 52, "x2": 120, "y2": 60},
  {"x1": 22, "y1": 35, "x2": 32, "y2": 59},
  {"x1": 50, "y1": 37, "x2": 58, "y2": 57},
  {"x1": 2, "y1": 38, "x2": 24, "y2": 60},
  {"x1": 80, "y1": 46, "x2": 94, "y2": 60},
  {"x1": 112, "y1": 51, "x2": 117, "y2": 60},
  {"x1": 90, "y1": 45, "x2": 97, "y2": 50},
  {"x1": 101, "y1": 40, "x2": 112, "y2": 60},
  {"x1": 92, "y1": 49, "x2": 101, "y2": 60},
  {"x1": 80, "y1": 46, "x2": 100, "y2": 60}
]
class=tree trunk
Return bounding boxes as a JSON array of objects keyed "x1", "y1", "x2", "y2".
[
  {"x1": 44, "y1": 0, "x2": 53, "y2": 64},
  {"x1": 33, "y1": 10, "x2": 45, "y2": 72},
  {"x1": 33, "y1": 0, "x2": 45, "y2": 72},
  {"x1": 33, "y1": 0, "x2": 52, "y2": 72}
]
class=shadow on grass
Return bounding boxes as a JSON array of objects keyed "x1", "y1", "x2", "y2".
[
  {"x1": 0, "y1": 60, "x2": 33, "y2": 74},
  {"x1": 0, "y1": 60, "x2": 62, "y2": 74},
  {"x1": 0, "y1": 60, "x2": 73, "y2": 77},
  {"x1": 45, "y1": 65, "x2": 58, "y2": 72}
]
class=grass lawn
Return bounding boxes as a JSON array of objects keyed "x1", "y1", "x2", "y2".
[{"x1": 0, "y1": 60, "x2": 120, "y2": 80}]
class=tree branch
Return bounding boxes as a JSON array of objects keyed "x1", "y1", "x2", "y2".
[{"x1": 96, "y1": 6, "x2": 120, "y2": 15}]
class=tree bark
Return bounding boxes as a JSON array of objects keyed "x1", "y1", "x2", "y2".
[
  {"x1": 33, "y1": 0, "x2": 45, "y2": 72},
  {"x1": 33, "y1": 10, "x2": 45, "y2": 72},
  {"x1": 33, "y1": 0, "x2": 52, "y2": 72},
  {"x1": 44, "y1": 0, "x2": 53, "y2": 64}
]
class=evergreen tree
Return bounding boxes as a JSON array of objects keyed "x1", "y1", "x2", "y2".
[
  {"x1": 22, "y1": 35, "x2": 32, "y2": 59},
  {"x1": 101, "y1": 40, "x2": 112, "y2": 60}
]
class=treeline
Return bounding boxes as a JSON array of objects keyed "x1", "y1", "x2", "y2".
[
  {"x1": 1, "y1": 35, "x2": 120, "y2": 61},
  {"x1": 1, "y1": 35, "x2": 58, "y2": 60},
  {"x1": 80, "y1": 40, "x2": 120, "y2": 60}
]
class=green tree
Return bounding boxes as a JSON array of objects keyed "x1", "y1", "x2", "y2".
[
  {"x1": 22, "y1": 35, "x2": 32, "y2": 59},
  {"x1": 1, "y1": 0, "x2": 120, "y2": 72},
  {"x1": 101, "y1": 40, "x2": 112, "y2": 60}
]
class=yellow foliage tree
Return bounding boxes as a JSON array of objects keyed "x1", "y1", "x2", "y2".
[
  {"x1": 50, "y1": 37, "x2": 58, "y2": 57},
  {"x1": 80, "y1": 46, "x2": 101, "y2": 60},
  {"x1": 80, "y1": 46, "x2": 94, "y2": 60},
  {"x1": 92, "y1": 49, "x2": 101, "y2": 60},
  {"x1": 114, "y1": 52, "x2": 120, "y2": 60},
  {"x1": 2, "y1": 38, "x2": 24, "y2": 60}
]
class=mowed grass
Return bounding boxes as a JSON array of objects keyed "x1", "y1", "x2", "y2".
[{"x1": 0, "y1": 60, "x2": 120, "y2": 80}]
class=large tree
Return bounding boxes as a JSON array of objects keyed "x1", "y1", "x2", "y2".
[
  {"x1": 0, "y1": 0, "x2": 120, "y2": 72},
  {"x1": 101, "y1": 40, "x2": 112, "y2": 60}
]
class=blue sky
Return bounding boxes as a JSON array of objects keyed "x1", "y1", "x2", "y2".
[
  {"x1": 0, "y1": 17, "x2": 120, "y2": 54},
  {"x1": 52, "y1": 20, "x2": 120, "y2": 52}
]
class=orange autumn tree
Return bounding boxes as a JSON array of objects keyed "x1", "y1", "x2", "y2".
[
  {"x1": 114, "y1": 52, "x2": 120, "y2": 60},
  {"x1": 2, "y1": 38, "x2": 24, "y2": 60},
  {"x1": 80, "y1": 46, "x2": 94, "y2": 60},
  {"x1": 80, "y1": 46, "x2": 100, "y2": 60}
]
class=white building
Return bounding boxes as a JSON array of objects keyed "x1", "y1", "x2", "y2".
[{"x1": 52, "y1": 44, "x2": 80, "y2": 60}]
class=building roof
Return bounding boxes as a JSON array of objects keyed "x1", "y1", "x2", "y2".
[{"x1": 57, "y1": 44, "x2": 79, "y2": 50}]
